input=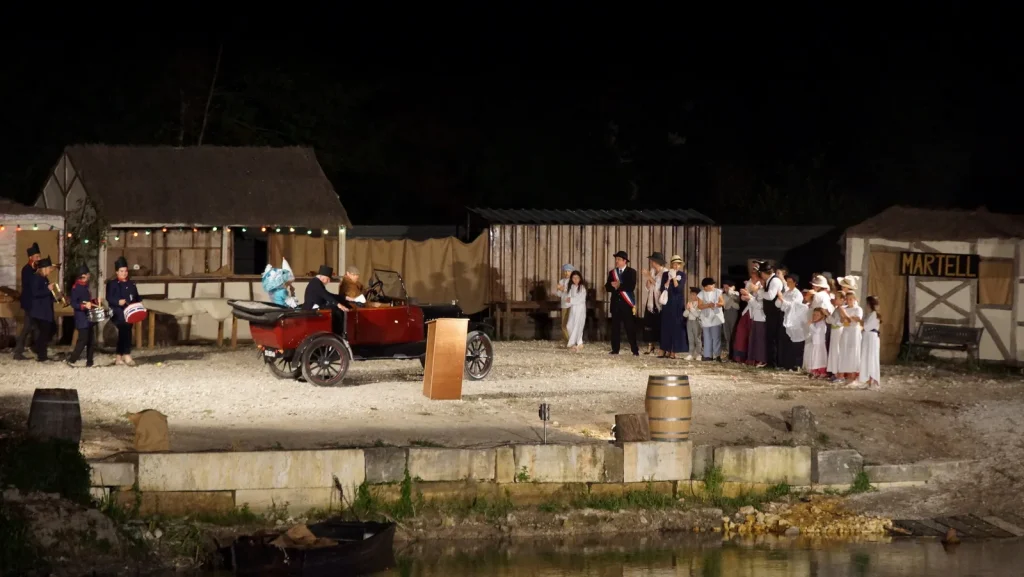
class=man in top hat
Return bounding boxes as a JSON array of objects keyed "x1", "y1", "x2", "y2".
[
  {"x1": 13, "y1": 242, "x2": 42, "y2": 359},
  {"x1": 27, "y1": 256, "x2": 59, "y2": 362},
  {"x1": 604, "y1": 250, "x2": 639, "y2": 356},
  {"x1": 303, "y1": 265, "x2": 351, "y2": 312}
]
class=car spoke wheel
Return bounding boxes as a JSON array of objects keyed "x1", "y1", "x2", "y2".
[
  {"x1": 465, "y1": 330, "x2": 494, "y2": 381},
  {"x1": 301, "y1": 335, "x2": 351, "y2": 387},
  {"x1": 266, "y1": 355, "x2": 300, "y2": 380}
]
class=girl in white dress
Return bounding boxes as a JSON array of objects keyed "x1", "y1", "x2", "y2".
[
  {"x1": 565, "y1": 271, "x2": 588, "y2": 351},
  {"x1": 825, "y1": 302, "x2": 844, "y2": 381},
  {"x1": 806, "y1": 307, "x2": 829, "y2": 378},
  {"x1": 836, "y1": 291, "x2": 863, "y2": 384},
  {"x1": 858, "y1": 295, "x2": 881, "y2": 389}
]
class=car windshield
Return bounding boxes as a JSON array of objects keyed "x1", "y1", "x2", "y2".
[{"x1": 373, "y1": 270, "x2": 407, "y2": 300}]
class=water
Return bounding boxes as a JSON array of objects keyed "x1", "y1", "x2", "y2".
[{"x1": 375, "y1": 535, "x2": 1024, "y2": 577}]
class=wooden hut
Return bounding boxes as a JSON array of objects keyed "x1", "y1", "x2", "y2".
[
  {"x1": 33, "y1": 145, "x2": 351, "y2": 345},
  {"x1": 843, "y1": 206, "x2": 1024, "y2": 364},
  {"x1": 468, "y1": 208, "x2": 720, "y2": 340}
]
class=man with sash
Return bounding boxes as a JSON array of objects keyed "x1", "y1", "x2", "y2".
[
  {"x1": 604, "y1": 250, "x2": 639, "y2": 356},
  {"x1": 12, "y1": 242, "x2": 41, "y2": 360}
]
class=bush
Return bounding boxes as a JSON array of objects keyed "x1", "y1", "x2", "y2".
[
  {"x1": 0, "y1": 437, "x2": 92, "y2": 505},
  {"x1": 0, "y1": 498, "x2": 40, "y2": 574}
]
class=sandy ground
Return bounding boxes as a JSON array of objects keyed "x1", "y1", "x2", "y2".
[{"x1": 2, "y1": 340, "x2": 1023, "y2": 518}]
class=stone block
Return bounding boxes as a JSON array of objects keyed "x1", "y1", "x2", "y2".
[
  {"x1": 499, "y1": 483, "x2": 584, "y2": 506},
  {"x1": 416, "y1": 481, "x2": 502, "y2": 501},
  {"x1": 588, "y1": 481, "x2": 675, "y2": 498},
  {"x1": 603, "y1": 445, "x2": 624, "y2": 483},
  {"x1": 90, "y1": 462, "x2": 136, "y2": 487},
  {"x1": 713, "y1": 446, "x2": 812, "y2": 486},
  {"x1": 495, "y1": 447, "x2": 516, "y2": 484},
  {"x1": 864, "y1": 463, "x2": 931, "y2": 483},
  {"x1": 235, "y1": 488, "x2": 337, "y2": 513},
  {"x1": 407, "y1": 448, "x2": 496, "y2": 482},
  {"x1": 90, "y1": 487, "x2": 110, "y2": 501},
  {"x1": 513, "y1": 444, "x2": 607, "y2": 483},
  {"x1": 691, "y1": 445, "x2": 713, "y2": 480},
  {"x1": 813, "y1": 450, "x2": 864, "y2": 485},
  {"x1": 137, "y1": 450, "x2": 365, "y2": 496},
  {"x1": 115, "y1": 490, "x2": 235, "y2": 516},
  {"x1": 623, "y1": 441, "x2": 692, "y2": 482},
  {"x1": 364, "y1": 448, "x2": 408, "y2": 484},
  {"x1": 677, "y1": 481, "x2": 779, "y2": 499}
]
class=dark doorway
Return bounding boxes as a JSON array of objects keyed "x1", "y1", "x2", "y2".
[{"x1": 233, "y1": 229, "x2": 268, "y2": 275}]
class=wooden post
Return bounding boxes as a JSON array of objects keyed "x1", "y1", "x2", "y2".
[
  {"x1": 614, "y1": 413, "x2": 651, "y2": 445},
  {"x1": 231, "y1": 316, "x2": 238, "y2": 349},
  {"x1": 148, "y1": 313, "x2": 156, "y2": 348},
  {"x1": 216, "y1": 321, "x2": 224, "y2": 347}
]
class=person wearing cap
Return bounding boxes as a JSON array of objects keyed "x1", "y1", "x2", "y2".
[
  {"x1": 303, "y1": 265, "x2": 350, "y2": 312},
  {"x1": 107, "y1": 256, "x2": 142, "y2": 366},
  {"x1": 27, "y1": 255, "x2": 59, "y2": 362},
  {"x1": 604, "y1": 251, "x2": 639, "y2": 356},
  {"x1": 642, "y1": 253, "x2": 666, "y2": 355},
  {"x1": 13, "y1": 242, "x2": 43, "y2": 359},
  {"x1": 556, "y1": 264, "x2": 575, "y2": 345},
  {"x1": 68, "y1": 264, "x2": 98, "y2": 367}
]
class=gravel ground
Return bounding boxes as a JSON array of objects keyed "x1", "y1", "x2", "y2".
[{"x1": 2, "y1": 340, "x2": 1023, "y2": 517}]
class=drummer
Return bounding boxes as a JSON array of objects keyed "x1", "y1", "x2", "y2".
[
  {"x1": 67, "y1": 264, "x2": 98, "y2": 367},
  {"x1": 12, "y1": 242, "x2": 42, "y2": 360},
  {"x1": 303, "y1": 265, "x2": 350, "y2": 312},
  {"x1": 106, "y1": 256, "x2": 142, "y2": 367},
  {"x1": 27, "y1": 256, "x2": 58, "y2": 362}
]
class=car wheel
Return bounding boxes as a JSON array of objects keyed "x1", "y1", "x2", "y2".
[
  {"x1": 266, "y1": 355, "x2": 300, "y2": 380},
  {"x1": 300, "y1": 335, "x2": 351, "y2": 387},
  {"x1": 465, "y1": 330, "x2": 494, "y2": 381}
]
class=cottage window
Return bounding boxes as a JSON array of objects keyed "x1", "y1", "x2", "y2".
[{"x1": 977, "y1": 259, "x2": 1014, "y2": 306}]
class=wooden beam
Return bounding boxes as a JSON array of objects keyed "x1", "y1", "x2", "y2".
[
  {"x1": 977, "y1": 309, "x2": 1012, "y2": 361},
  {"x1": 912, "y1": 241, "x2": 943, "y2": 254},
  {"x1": 148, "y1": 313, "x2": 156, "y2": 349},
  {"x1": 231, "y1": 316, "x2": 238, "y2": 349},
  {"x1": 918, "y1": 316, "x2": 971, "y2": 326},
  {"x1": 916, "y1": 280, "x2": 972, "y2": 318}
]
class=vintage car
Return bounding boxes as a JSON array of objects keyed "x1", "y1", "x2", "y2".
[{"x1": 229, "y1": 270, "x2": 494, "y2": 386}]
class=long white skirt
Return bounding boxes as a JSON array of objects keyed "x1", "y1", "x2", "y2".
[
  {"x1": 567, "y1": 304, "x2": 587, "y2": 347},
  {"x1": 859, "y1": 331, "x2": 881, "y2": 383},
  {"x1": 807, "y1": 339, "x2": 828, "y2": 371},
  {"x1": 826, "y1": 326, "x2": 843, "y2": 373},
  {"x1": 837, "y1": 325, "x2": 862, "y2": 373}
]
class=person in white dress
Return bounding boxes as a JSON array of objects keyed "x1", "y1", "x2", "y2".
[
  {"x1": 565, "y1": 271, "x2": 588, "y2": 351},
  {"x1": 806, "y1": 306, "x2": 830, "y2": 379},
  {"x1": 857, "y1": 295, "x2": 882, "y2": 390},
  {"x1": 836, "y1": 291, "x2": 863, "y2": 384}
]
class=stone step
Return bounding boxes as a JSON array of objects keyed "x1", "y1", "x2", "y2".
[
  {"x1": 982, "y1": 516, "x2": 1024, "y2": 538},
  {"x1": 891, "y1": 514, "x2": 1023, "y2": 539}
]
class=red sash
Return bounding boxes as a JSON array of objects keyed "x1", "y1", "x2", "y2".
[{"x1": 611, "y1": 268, "x2": 635, "y2": 308}]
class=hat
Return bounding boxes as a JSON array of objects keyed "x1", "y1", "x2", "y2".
[
  {"x1": 811, "y1": 275, "x2": 829, "y2": 289},
  {"x1": 838, "y1": 275, "x2": 859, "y2": 290},
  {"x1": 613, "y1": 251, "x2": 629, "y2": 261},
  {"x1": 37, "y1": 256, "x2": 53, "y2": 268},
  {"x1": 27, "y1": 243, "x2": 40, "y2": 257},
  {"x1": 821, "y1": 271, "x2": 834, "y2": 281},
  {"x1": 700, "y1": 277, "x2": 715, "y2": 287},
  {"x1": 114, "y1": 256, "x2": 129, "y2": 270},
  {"x1": 561, "y1": 263, "x2": 575, "y2": 272},
  {"x1": 281, "y1": 258, "x2": 293, "y2": 274},
  {"x1": 317, "y1": 265, "x2": 335, "y2": 278},
  {"x1": 76, "y1": 264, "x2": 90, "y2": 277},
  {"x1": 670, "y1": 254, "x2": 683, "y2": 264},
  {"x1": 646, "y1": 252, "x2": 667, "y2": 266}
]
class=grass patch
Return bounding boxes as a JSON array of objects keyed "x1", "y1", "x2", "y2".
[
  {"x1": 0, "y1": 437, "x2": 92, "y2": 505},
  {"x1": 409, "y1": 439, "x2": 444, "y2": 448},
  {"x1": 847, "y1": 471, "x2": 874, "y2": 494},
  {"x1": 695, "y1": 466, "x2": 791, "y2": 513}
]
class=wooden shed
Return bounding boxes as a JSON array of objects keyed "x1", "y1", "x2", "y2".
[
  {"x1": 843, "y1": 206, "x2": 1024, "y2": 364},
  {"x1": 469, "y1": 208, "x2": 720, "y2": 339}
]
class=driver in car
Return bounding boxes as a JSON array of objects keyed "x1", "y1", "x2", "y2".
[
  {"x1": 303, "y1": 265, "x2": 350, "y2": 312},
  {"x1": 340, "y1": 266, "x2": 365, "y2": 305}
]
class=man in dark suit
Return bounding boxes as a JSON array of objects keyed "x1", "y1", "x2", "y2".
[
  {"x1": 303, "y1": 265, "x2": 350, "y2": 312},
  {"x1": 605, "y1": 250, "x2": 639, "y2": 356},
  {"x1": 13, "y1": 242, "x2": 41, "y2": 360}
]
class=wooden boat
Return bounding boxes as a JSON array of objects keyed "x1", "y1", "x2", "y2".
[{"x1": 221, "y1": 520, "x2": 396, "y2": 576}]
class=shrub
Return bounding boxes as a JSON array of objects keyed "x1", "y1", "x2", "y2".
[{"x1": 0, "y1": 437, "x2": 92, "y2": 505}]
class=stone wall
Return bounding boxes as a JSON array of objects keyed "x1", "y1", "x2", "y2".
[{"x1": 87, "y1": 443, "x2": 969, "y2": 516}]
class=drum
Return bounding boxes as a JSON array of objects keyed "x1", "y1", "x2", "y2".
[
  {"x1": 87, "y1": 307, "x2": 110, "y2": 323},
  {"x1": 124, "y1": 302, "x2": 148, "y2": 324}
]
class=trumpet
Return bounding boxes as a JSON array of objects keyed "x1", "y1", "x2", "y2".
[{"x1": 46, "y1": 273, "x2": 70, "y2": 308}]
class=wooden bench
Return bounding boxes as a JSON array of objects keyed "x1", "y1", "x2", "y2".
[{"x1": 907, "y1": 322, "x2": 984, "y2": 362}]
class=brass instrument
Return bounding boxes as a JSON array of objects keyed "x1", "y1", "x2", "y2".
[{"x1": 45, "y1": 269, "x2": 70, "y2": 308}]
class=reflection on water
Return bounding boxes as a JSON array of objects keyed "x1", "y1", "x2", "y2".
[{"x1": 382, "y1": 534, "x2": 1024, "y2": 577}]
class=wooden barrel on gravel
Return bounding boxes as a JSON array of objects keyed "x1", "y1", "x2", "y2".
[
  {"x1": 644, "y1": 375, "x2": 691, "y2": 442},
  {"x1": 27, "y1": 388, "x2": 82, "y2": 444}
]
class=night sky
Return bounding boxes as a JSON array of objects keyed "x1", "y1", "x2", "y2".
[{"x1": 1, "y1": 13, "x2": 1018, "y2": 226}]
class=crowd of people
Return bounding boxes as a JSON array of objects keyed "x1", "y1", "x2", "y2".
[{"x1": 556, "y1": 251, "x2": 882, "y2": 390}]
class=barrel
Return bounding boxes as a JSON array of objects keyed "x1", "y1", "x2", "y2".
[
  {"x1": 27, "y1": 388, "x2": 82, "y2": 444},
  {"x1": 645, "y1": 375, "x2": 692, "y2": 442}
]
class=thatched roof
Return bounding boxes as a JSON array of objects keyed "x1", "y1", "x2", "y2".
[
  {"x1": 845, "y1": 206, "x2": 1024, "y2": 241},
  {"x1": 0, "y1": 199, "x2": 64, "y2": 217},
  {"x1": 59, "y1": 145, "x2": 351, "y2": 229}
]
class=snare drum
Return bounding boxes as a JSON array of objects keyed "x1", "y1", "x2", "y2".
[
  {"x1": 87, "y1": 307, "x2": 111, "y2": 323},
  {"x1": 124, "y1": 302, "x2": 148, "y2": 324}
]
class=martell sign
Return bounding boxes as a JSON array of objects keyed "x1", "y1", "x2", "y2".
[{"x1": 899, "y1": 252, "x2": 979, "y2": 279}]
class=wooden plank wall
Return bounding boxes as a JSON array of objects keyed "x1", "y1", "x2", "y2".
[
  {"x1": 488, "y1": 224, "x2": 721, "y2": 316},
  {"x1": 104, "y1": 229, "x2": 227, "y2": 277}
]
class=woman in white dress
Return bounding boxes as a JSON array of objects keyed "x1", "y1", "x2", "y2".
[
  {"x1": 857, "y1": 295, "x2": 882, "y2": 390},
  {"x1": 565, "y1": 271, "x2": 588, "y2": 351},
  {"x1": 836, "y1": 291, "x2": 863, "y2": 384}
]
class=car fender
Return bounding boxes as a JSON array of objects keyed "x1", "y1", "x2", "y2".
[{"x1": 468, "y1": 320, "x2": 495, "y2": 339}]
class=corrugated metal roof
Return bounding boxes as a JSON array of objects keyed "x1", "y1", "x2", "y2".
[{"x1": 468, "y1": 208, "x2": 715, "y2": 225}]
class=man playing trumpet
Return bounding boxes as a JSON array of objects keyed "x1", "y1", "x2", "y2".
[
  {"x1": 27, "y1": 256, "x2": 59, "y2": 362},
  {"x1": 12, "y1": 242, "x2": 41, "y2": 360}
]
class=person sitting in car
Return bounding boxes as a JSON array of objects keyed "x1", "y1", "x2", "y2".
[
  {"x1": 303, "y1": 265, "x2": 349, "y2": 312},
  {"x1": 340, "y1": 266, "x2": 365, "y2": 304}
]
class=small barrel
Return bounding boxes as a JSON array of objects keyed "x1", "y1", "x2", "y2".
[
  {"x1": 27, "y1": 388, "x2": 82, "y2": 444},
  {"x1": 645, "y1": 375, "x2": 692, "y2": 442}
]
